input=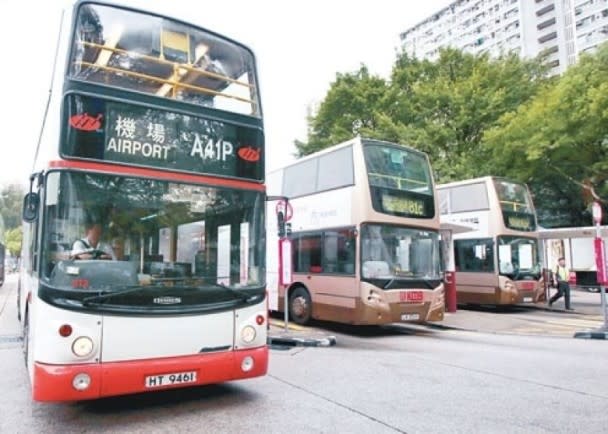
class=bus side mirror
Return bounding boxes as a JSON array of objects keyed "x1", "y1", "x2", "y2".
[{"x1": 22, "y1": 192, "x2": 40, "y2": 223}]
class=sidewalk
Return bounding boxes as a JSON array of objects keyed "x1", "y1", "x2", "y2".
[
  {"x1": 267, "y1": 319, "x2": 337, "y2": 348},
  {"x1": 429, "y1": 293, "x2": 608, "y2": 338}
]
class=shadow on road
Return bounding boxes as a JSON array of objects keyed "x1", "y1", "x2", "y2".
[{"x1": 75, "y1": 383, "x2": 255, "y2": 414}]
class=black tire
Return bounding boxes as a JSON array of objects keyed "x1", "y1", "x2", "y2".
[
  {"x1": 23, "y1": 313, "x2": 29, "y2": 368},
  {"x1": 289, "y1": 287, "x2": 312, "y2": 325},
  {"x1": 16, "y1": 280, "x2": 21, "y2": 322}
]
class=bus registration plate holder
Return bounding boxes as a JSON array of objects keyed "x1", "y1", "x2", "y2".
[
  {"x1": 523, "y1": 297, "x2": 533, "y2": 303},
  {"x1": 401, "y1": 313, "x2": 420, "y2": 321},
  {"x1": 145, "y1": 371, "x2": 197, "y2": 388}
]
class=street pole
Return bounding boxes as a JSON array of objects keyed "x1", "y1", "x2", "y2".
[
  {"x1": 594, "y1": 203, "x2": 608, "y2": 331},
  {"x1": 575, "y1": 201, "x2": 608, "y2": 339},
  {"x1": 598, "y1": 223, "x2": 608, "y2": 331}
]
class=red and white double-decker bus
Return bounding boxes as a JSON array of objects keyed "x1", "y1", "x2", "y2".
[{"x1": 18, "y1": 1, "x2": 267, "y2": 402}]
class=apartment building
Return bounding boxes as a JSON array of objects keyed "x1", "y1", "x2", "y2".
[{"x1": 400, "y1": 0, "x2": 608, "y2": 75}]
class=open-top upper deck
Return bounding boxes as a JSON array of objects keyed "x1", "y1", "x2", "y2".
[{"x1": 68, "y1": 2, "x2": 260, "y2": 117}]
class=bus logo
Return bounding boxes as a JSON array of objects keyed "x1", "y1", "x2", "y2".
[
  {"x1": 153, "y1": 296, "x2": 182, "y2": 305},
  {"x1": 70, "y1": 113, "x2": 103, "y2": 131},
  {"x1": 237, "y1": 146, "x2": 260, "y2": 162}
]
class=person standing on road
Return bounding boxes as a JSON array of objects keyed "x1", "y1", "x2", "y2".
[{"x1": 549, "y1": 257, "x2": 573, "y2": 310}]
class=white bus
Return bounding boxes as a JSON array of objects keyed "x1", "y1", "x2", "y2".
[
  {"x1": 18, "y1": 1, "x2": 267, "y2": 402},
  {"x1": 267, "y1": 137, "x2": 444, "y2": 325},
  {"x1": 438, "y1": 177, "x2": 543, "y2": 305}
]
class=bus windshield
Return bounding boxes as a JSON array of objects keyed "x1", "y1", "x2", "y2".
[
  {"x1": 41, "y1": 171, "x2": 265, "y2": 312},
  {"x1": 497, "y1": 236, "x2": 541, "y2": 278},
  {"x1": 360, "y1": 224, "x2": 441, "y2": 283},
  {"x1": 493, "y1": 179, "x2": 536, "y2": 231},
  {"x1": 494, "y1": 180, "x2": 534, "y2": 214},
  {"x1": 70, "y1": 3, "x2": 259, "y2": 116},
  {"x1": 363, "y1": 142, "x2": 435, "y2": 218}
]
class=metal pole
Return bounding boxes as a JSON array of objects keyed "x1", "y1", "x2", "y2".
[
  {"x1": 284, "y1": 285, "x2": 289, "y2": 332},
  {"x1": 601, "y1": 286, "x2": 608, "y2": 330},
  {"x1": 596, "y1": 222, "x2": 608, "y2": 330}
]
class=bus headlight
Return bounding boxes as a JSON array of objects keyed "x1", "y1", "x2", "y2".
[
  {"x1": 72, "y1": 336, "x2": 94, "y2": 357},
  {"x1": 241, "y1": 325, "x2": 257, "y2": 344},
  {"x1": 503, "y1": 281, "x2": 515, "y2": 292}
]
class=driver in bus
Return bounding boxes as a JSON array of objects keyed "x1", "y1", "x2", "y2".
[{"x1": 71, "y1": 223, "x2": 115, "y2": 260}]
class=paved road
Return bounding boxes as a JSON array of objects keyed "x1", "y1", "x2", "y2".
[{"x1": 2, "y1": 274, "x2": 608, "y2": 434}]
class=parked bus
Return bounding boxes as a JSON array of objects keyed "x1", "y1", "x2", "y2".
[
  {"x1": 18, "y1": 1, "x2": 267, "y2": 402},
  {"x1": 267, "y1": 137, "x2": 444, "y2": 325},
  {"x1": 437, "y1": 177, "x2": 543, "y2": 305}
]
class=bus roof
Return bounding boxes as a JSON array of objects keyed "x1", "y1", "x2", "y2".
[
  {"x1": 436, "y1": 176, "x2": 523, "y2": 190},
  {"x1": 538, "y1": 226, "x2": 608, "y2": 239},
  {"x1": 267, "y1": 137, "x2": 428, "y2": 175}
]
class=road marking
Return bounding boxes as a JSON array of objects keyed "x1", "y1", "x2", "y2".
[{"x1": 269, "y1": 319, "x2": 308, "y2": 331}]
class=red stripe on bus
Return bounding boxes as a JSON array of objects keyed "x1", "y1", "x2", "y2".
[
  {"x1": 48, "y1": 160, "x2": 265, "y2": 192},
  {"x1": 32, "y1": 346, "x2": 268, "y2": 402}
]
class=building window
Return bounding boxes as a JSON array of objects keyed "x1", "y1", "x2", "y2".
[
  {"x1": 538, "y1": 31, "x2": 558, "y2": 43},
  {"x1": 537, "y1": 17, "x2": 556, "y2": 30}
]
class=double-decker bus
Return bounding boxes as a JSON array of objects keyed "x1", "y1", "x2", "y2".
[
  {"x1": 267, "y1": 137, "x2": 444, "y2": 325},
  {"x1": 437, "y1": 177, "x2": 543, "y2": 305},
  {"x1": 17, "y1": 1, "x2": 267, "y2": 402}
]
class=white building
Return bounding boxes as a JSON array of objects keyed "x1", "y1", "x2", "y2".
[{"x1": 400, "y1": 0, "x2": 608, "y2": 75}]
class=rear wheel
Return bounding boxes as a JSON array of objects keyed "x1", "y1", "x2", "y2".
[
  {"x1": 289, "y1": 287, "x2": 312, "y2": 325},
  {"x1": 23, "y1": 313, "x2": 29, "y2": 367},
  {"x1": 16, "y1": 280, "x2": 22, "y2": 322}
]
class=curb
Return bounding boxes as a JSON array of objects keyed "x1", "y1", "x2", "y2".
[
  {"x1": 573, "y1": 330, "x2": 608, "y2": 340},
  {"x1": 267, "y1": 334, "x2": 337, "y2": 348}
]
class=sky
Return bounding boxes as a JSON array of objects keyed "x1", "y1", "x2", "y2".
[{"x1": 0, "y1": 0, "x2": 452, "y2": 188}]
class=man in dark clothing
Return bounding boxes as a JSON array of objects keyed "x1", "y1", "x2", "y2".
[{"x1": 549, "y1": 257, "x2": 573, "y2": 310}]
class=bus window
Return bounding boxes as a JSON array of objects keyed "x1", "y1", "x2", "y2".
[{"x1": 455, "y1": 238, "x2": 495, "y2": 272}]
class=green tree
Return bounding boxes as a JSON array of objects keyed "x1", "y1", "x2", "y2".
[
  {"x1": 295, "y1": 65, "x2": 389, "y2": 156},
  {"x1": 484, "y1": 43, "x2": 608, "y2": 226},
  {"x1": 1, "y1": 183, "x2": 25, "y2": 230},
  {"x1": 299, "y1": 49, "x2": 546, "y2": 184},
  {"x1": 383, "y1": 48, "x2": 547, "y2": 182},
  {"x1": 5, "y1": 227, "x2": 22, "y2": 257}
]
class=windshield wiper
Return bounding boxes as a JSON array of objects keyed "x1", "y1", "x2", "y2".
[
  {"x1": 209, "y1": 281, "x2": 259, "y2": 303},
  {"x1": 82, "y1": 282, "x2": 260, "y2": 306},
  {"x1": 82, "y1": 285, "x2": 159, "y2": 306}
]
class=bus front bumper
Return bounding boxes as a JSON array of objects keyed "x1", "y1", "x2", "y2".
[{"x1": 32, "y1": 346, "x2": 268, "y2": 402}]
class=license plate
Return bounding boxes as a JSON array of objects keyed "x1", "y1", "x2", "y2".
[
  {"x1": 520, "y1": 282, "x2": 535, "y2": 291},
  {"x1": 145, "y1": 371, "x2": 197, "y2": 388},
  {"x1": 401, "y1": 313, "x2": 420, "y2": 321},
  {"x1": 523, "y1": 297, "x2": 533, "y2": 303},
  {"x1": 400, "y1": 291, "x2": 424, "y2": 303}
]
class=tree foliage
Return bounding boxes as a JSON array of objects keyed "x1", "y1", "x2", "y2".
[
  {"x1": 5, "y1": 227, "x2": 22, "y2": 257},
  {"x1": 484, "y1": 44, "x2": 608, "y2": 226},
  {"x1": 297, "y1": 43, "x2": 608, "y2": 226},
  {"x1": 295, "y1": 65, "x2": 388, "y2": 156},
  {"x1": 1, "y1": 183, "x2": 25, "y2": 231}
]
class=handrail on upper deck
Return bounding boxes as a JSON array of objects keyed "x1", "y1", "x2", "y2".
[
  {"x1": 74, "y1": 40, "x2": 256, "y2": 107},
  {"x1": 368, "y1": 172, "x2": 428, "y2": 188}
]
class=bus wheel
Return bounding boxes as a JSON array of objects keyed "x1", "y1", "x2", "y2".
[
  {"x1": 289, "y1": 287, "x2": 312, "y2": 325},
  {"x1": 23, "y1": 314, "x2": 29, "y2": 367},
  {"x1": 16, "y1": 281, "x2": 21, "y2": 322}
]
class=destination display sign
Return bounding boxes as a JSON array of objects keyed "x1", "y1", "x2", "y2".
[
  {"x1": 503, "y1": 211, "x2": 536, "y2": 231},
  {"x1": 62, "y1": 94, "x2": 263, "y2": 181},
  {"x1": 370, "y1": 187, "x2": 434, "y2": 219}
]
